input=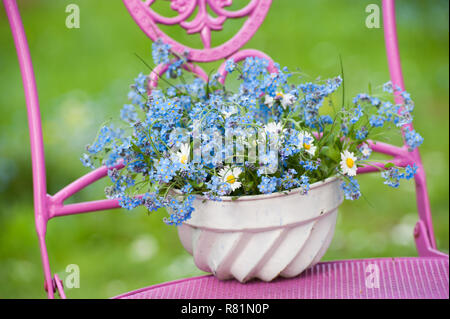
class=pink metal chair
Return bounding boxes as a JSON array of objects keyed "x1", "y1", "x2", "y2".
[{"x1": 3, "y1": 0, "x2": 448, "y2": 299}]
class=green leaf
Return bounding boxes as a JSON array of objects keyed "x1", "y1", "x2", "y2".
[
  {"x1": 384, "y1": 162, "x2": 395, "y2": 169},
  {"x1": 319, "y1": 146, "x2": 330, "y2": 157},
  {"x1": 323, "y1": 144, "x2": 340, "y2": 162}
]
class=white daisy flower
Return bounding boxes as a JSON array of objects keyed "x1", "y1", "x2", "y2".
[
  {"x1": 263, "y1": 122, "x2": 285, "y2": 147},
  {"x1": 275, "y1": 91, "x2": 284, "y2": 99},
  {"x1": 298, "y1": 131, "x2": 317, "y2": 156},
  {"x1": 173, "y1": 143, "x2": 190, "y2": 164},
  {"x1": 264, "y1": 92, "x2": 296, "y2": 109},
  {"x1": 218, "y1": 166, "x2": 243, "y2": 191},
  {"x1": 264, "y1": 95, "x2": 275, "y2": 108},
  {"x1": 340, "y1": 150, "x2": 358, "y2": 176},
  {"x1": 264, "y1": 122, "x2": 284, "y2": 136},
  {"x1": 222, "y1": 106, "x2": 237, "y2": 119},
  {"x1": 281, "y1": 93, "x2": 296, "y2": 109}
]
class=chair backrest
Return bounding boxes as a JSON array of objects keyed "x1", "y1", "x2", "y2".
[
  {"x1": 2, "y1": 0, "x2": 444, "y2": 298},
  {"x1": 123, "y1": 0, "x2": 278, "y2": 87},
  {"x1": 124, "y1": 0, "x2": 272, "y2": 62}
]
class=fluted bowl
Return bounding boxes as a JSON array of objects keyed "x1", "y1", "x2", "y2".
[{"x1": 176, "y1": 176, "x2": 343, "y2": 282}]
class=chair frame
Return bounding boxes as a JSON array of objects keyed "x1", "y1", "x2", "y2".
[{"x1": 2, "y1": 0, "x2": 447, "y2": 299}]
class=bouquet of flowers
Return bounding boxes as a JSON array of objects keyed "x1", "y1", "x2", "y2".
[{"x1": 81, "y1": 39, "x2": 422, "y2": 226}]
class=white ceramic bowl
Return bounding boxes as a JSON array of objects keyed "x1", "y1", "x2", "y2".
[{"x1": 177, "y1": 176, "x2": 343, "y2": 282}]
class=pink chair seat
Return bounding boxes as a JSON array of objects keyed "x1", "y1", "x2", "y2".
[{"x1": 115, "y1": 257, "x2": 449, "y2": 299}]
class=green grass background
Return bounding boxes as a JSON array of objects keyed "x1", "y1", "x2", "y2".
[{"x1": 0, "y1": 0, "x2": 448, "y2": 298}]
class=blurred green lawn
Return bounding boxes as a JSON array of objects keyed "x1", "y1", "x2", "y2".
[{"x1": 0, "y1": 0, "x2": 448, "y2": 298}]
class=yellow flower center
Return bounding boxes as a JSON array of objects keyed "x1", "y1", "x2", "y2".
[
  {"x1": 180, "y1": 155, "x2": 188, "y2": 164},
  {"x1": 346, "y1": 158, "x2": 354, "y2": 168},
  {"x1": 276, "y1": 92, "x2": 284, "y2": 98},
  {"x1": 226, "y1": 175, "x2": 236, "y2": 184},
  {"x1": 304, "y1": 143, "x2": 311, "y2": 150}
]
